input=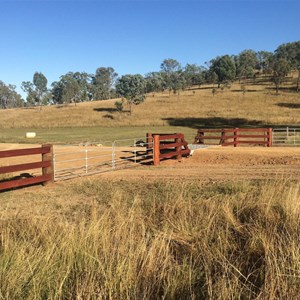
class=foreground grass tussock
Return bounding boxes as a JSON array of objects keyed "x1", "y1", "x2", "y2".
[{"x1": 0, "y1": 179, "x2": 300, "y2": 299}]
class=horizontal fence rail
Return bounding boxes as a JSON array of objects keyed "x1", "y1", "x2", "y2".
[
  {"x1": 0, "y1": 144, "x2": 54, "y2": 191},
  {"x1": 272, "y1": 127, "x2": 300, "y2": 146},
  {"x1": 194, "y1": 128, "x2": 272, "y2": 147}
]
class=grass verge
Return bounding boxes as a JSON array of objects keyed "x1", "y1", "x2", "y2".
[{"x1": 0, "y1": 178, "x2": 299, "y2": 299}]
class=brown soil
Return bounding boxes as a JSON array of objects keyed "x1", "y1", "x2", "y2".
[
  {"x1": 98, "y1": 146, "x2": 300, "y2": 181},
  {"x1": 1, "y1": 144, "x2": 300, "y2": 184}
]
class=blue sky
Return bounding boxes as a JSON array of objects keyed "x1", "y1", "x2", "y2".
[{"x1": 0, "y1": 0, "x2": 299, "y2": 97}]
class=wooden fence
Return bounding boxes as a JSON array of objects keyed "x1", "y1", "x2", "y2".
[
  {"x1": 0, "y1": 144, "x2": 54, "y2": 191},
  {"x1": 147, "y1": 133, "x2": 190, "y2": 166},
  {"x1": 194, "y1": 128, "x2": 273, "y2": 147}
]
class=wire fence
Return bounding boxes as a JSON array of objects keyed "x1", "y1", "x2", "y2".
[
  {"x1": 272, "y1": 127, "x2": 300, "y2": 146},
  {"x1": 53, "y1": 137, "x2": 153, "y2": 181}
]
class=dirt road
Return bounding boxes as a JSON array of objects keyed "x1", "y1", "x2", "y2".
[
  {"x1": 98, "y1": 146, "x2": 300, "y2": 181},
  {"x1": 1, "y1": 144, "x2": 300, "y2": 182}
]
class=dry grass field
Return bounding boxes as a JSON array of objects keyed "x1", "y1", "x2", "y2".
[
  {"x1": 1, "y1": 78, "x2": 300, "y2": 299},
  {"x1": 1, "y1": 79, "x2": 299, "y2": 144},
  {"x1": 1, "y1": 81, "x2": 300, "y2": 130}
]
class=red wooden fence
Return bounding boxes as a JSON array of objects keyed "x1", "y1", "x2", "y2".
[
  {"x1": 194, "y1": 128, "x2": 273, "y2": 147},
  {"x1": 147, "y1": 133, "x2": 190, "y2": 166},
  {"x1": 0, "y1": 144, "x2": 54, "y2": 191}
]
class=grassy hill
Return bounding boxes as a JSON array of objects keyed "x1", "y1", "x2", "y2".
[{"x1": 1, "y1": 78, "x2": 299, "y2": 143}]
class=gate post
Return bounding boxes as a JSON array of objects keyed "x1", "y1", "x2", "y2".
[
  {"x1": 267, "y1": 128, "x2": 273, "y2": 147},
  {"x1": 42, "y1": 144, "x2": 54, "y2": 185},
  {"x1": 153, "y1": 135, "x2": 160, "y2": 166},
  {"x1": 175, "y1": 134, "x2": 182, "y2": 161},
  {"x1": 234, "y1": 128, "x2": 239, "y2": 147}
]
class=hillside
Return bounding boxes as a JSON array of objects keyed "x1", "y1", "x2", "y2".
[{"x1": 1, "y1": 79, "x2": 300, "y2": 143}]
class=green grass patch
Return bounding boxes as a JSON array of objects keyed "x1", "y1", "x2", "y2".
[{"x1": 0, "y1": 126, "x2": 196, "y2": 144}]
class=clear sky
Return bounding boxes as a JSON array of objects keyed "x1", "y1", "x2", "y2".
[{"x1": 0, "y1": 0, "x2": 299, "y2": 97}]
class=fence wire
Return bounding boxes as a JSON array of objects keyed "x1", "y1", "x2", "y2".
[
  {"x1": 272, "y1": 127, "x2": 300, "y2": 146},
  {"x1": 53, "y1": 137, "x2": 153, "y2": 181}
]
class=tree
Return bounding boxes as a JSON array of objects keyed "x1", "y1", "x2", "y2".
[
  {"x1": 22, "y1": 72, "x2": 48, "y2": 108},
  {"x1": 21, "y1": 81, "x2": 36, "y2": 106},
  {"x1": 183, "y1": 64, "x2": 204, "y2": 88},
  {"x1": 92, "y1": 67, "x2": 118, "y2": 100},
  {"x1": 33, "y1": 72, "x2": 48, "y2": 107},
  {"x1": 209, "y1": 55, "x2": 236, "y2": 87},
  {"x1": 0, "y1": 81, "x2": 23, "y2": 109},
  {"x1": 115, "y1": 74, "x2": 146, "y2": 115},
  {"x1": 269, "y1": 56, "x2": 291, "y2": 94},
  {"x1": 51, "y1": 80, "x2": 65, "y2": 105},
  {"x1": 51, "y1": 72, "x2": 92, "y2": 105},
  {"x1": 256, "y1": 51, "x2": 273, "y2": 73},
  {"x1": 234, "y1": 50, "x2": 258, "y2": 81},
  {"x1": 144, "y1": 72, "x2": 164, "y2": 94},
  {"x1": 160, "y1": 58, "x2": 181, "y2": 73},
  {"x1": 275, "y1": 41, "x2": 300, "y2": 91},
  {"x1": 160, "y1": 58, "x2": 185, "y2": 94}
]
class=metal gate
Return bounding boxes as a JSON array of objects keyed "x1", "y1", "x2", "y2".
[
  {"x1": 53, "y1": 137, "x2": 153, "y2": 181},
  {"x1": 272, "y1": 127, "x2": 300, "y2": 146}
]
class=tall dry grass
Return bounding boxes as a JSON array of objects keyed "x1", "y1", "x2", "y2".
[{"x1": 0, "y1": 179, "x2": 300, "y2": 299}]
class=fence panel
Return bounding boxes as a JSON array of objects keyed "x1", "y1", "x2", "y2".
[
  {"x1": 0, "y1": 144, "x2": 53, "y2": 191},
  {"x1": 53, "y1": 137, "x2": 154, "y2": 181},
  {"x1": 272, "y1": 127, "x2": 300, "y2": 146},
  {"x1": 149, "y1": 133, "x2": 190, "y2": 166},
  {"x1": 194, "y1": 128, "x2": 272, "y2": 147}
]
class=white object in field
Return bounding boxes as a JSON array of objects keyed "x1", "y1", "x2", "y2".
[{"x1": 25, "y1": 132, "x2": 36, "y2": 138}]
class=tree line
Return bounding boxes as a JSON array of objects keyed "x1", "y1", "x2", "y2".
[{"x1": 0, "y1": 40, "x2": 299, "y2": 110}]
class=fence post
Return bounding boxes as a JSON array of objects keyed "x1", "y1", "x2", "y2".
[
  {"x1": 220, "y1": 129, "x2": 226, "y2": 145},
  {"x1": 42, "y1": 144, "x2": 54, "y2": 185},
  {"x1": 175, "y1": 134, "x2": 182, "y2": 161},
  {"x1": 153, "y1": 135, "x2": 160, "y2": 166},
  {"x1": 234, "y1": 128, "x2": 239, "y2": 147},
  {"x1": 267, "y1": 128, "x2": 273, "y2": 147},
  {"x1": 146, "y1": 132, "x2": 153, "y2": 159}
]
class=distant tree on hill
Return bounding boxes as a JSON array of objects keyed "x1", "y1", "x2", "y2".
[
  {"x1": 275, "y1": 41, "x2": 300, "y2": 91},
  {"x1": 115, "y1": 74, "x2": 146, "y2": 115},
  {"x1": 22, "y1": 72, "x2": 48, "y2": 109},
  {"x1": 183, "y1": 64, "x2": 204, "y2": 88},
  {"x1": 160, "y1": 59, "x2": 185, "y2": 95},
  {"x1": 92, "y1": 67, "x2": 118, "y2": 100},
  {"x1": 203, "y1": 69, "x2": 218, "y2": 86},
  {"x1": 269, "y1": 56, "x2": 291, "y2": 94},
  {"x1": 51, "y1": 72, "x2": 92, "y2": 105},
  {"x1": 144, "y1": 72, "x2": 164, "y2": 94},
  {"x1": 209, "y1": 55, "x2": 236, "y2": 87},
  {"x1": 234, "y1": 50, "x2": 259, "y2": 82},
  {"x1": 256, "y1": 51, "x2": 273, "y2": 74},
  {"x1": 0, "y1": 81, "x2": 23, "y2": 109}
]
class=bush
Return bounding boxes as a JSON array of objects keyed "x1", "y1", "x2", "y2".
[{"x1": 114, "y1": 100, "x2": 124, "y2": 112}]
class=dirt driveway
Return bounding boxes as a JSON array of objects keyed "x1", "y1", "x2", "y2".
[
  {"x1": 1, "y1": 144, "x2": 300, "y2": 182},
  {"x1": 98, "y1": 146, "x2": 300, "y2": 181}
]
